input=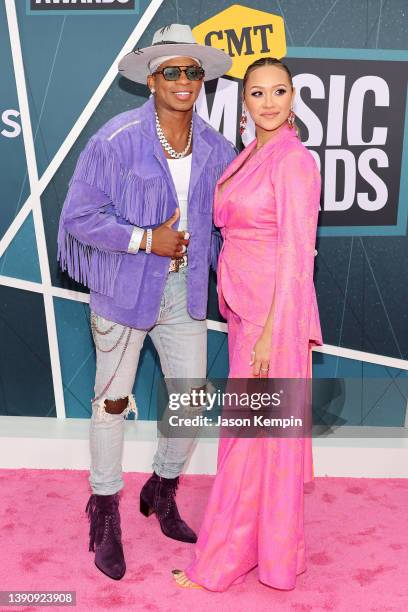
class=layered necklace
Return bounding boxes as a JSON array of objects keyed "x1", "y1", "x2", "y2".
[{"x1": 155, "y1": 111, "x2": 193, "y2": 159}]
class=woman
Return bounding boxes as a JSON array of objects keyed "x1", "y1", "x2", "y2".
[{"x1": 173, "y1": 57, "x2": 322, "y2": 591}]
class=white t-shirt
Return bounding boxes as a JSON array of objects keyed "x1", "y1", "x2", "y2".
[{"x1": 166, "y1": 153, "x2": 192, "y2": 232}]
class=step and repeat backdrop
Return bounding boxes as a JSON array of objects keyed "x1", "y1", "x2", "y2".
[{"x1": 1, "y1": 0, "x2": 408, "y2": 426}]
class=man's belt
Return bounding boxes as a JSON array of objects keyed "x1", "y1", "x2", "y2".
[{"x1": 168, "y1": 254, "x2": 188, "y2": 272}]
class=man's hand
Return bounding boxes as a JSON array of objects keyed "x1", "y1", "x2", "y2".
[{"x1": 141, "y1": 208, "x2": 189, "y2": 257}]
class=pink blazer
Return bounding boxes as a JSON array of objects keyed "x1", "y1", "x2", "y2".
[{"x1": 215, "y1": 124, "x2": 323, "y2": 378}]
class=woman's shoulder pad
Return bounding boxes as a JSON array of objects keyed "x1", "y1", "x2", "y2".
[{"x1": 278, "y1": 139, "x2": 317, "y2": 170}]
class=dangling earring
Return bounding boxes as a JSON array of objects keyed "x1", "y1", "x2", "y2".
[
  {"x1": 288, "y1": 108, "x2": 295, "y2": 128},
  {"x1": 240, "y1": 103, "x2": 247, "y2": 136}
]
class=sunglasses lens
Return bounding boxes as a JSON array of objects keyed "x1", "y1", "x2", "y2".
[
  {"x1": 159, "y1": 66, "x2": 205, "y2": 81},
  {"x1": 186, "y1": 67, "x2": 204, "y2": 80},
  {"x1": 162, "y1": 67, "x2": 181, "y2": 80}
]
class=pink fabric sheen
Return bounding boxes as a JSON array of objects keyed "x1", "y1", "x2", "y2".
[{"x1": 186, "y1": 124, "x2": 323, "y2": 592}]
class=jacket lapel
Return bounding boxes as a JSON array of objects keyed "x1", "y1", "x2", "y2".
[
  {"x1": 152, "y1": 139, "x2": 179, "y2": 207},
  {"x1": 216, "y1": 124, "x2": 296, "y2": 205},
  {"x1": 218, "y1": 139, "x2": 256, "y2": 185},
  {"x1": 141, "y1": 99, "x2": 214, "y2": 213},
  {"x1": 141, "y1": 98, "x2": 179, "y2": 211},
  {"x1": 188, "y1": 114, "x2": 211, "y2": 201},
  {"x1": 215, "y1": 139, "x2": 257, "y2": 205}
]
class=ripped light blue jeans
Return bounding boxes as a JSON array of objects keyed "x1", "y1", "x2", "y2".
[{"x1": 89, "y1": 267, "x2": 207, "y2": 495}]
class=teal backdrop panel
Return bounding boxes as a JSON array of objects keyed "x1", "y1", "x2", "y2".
[
  {"x1": 0, "y1": 285, "x2": 55, "y2": 417},
  {"x1": 312, "y1": 352, "x2": 407, "y2": 428},
  {"x1": 15, "y1": 0, "x2": 149, "y2": 176},
  {"x1": 0, "y1": 212, "x2": 41, "y2": 283},
  {"x1": 0, "y1": 0, "x2": 30, "y2": 241}
]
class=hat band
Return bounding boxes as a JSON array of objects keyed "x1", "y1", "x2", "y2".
[
  {"x1": 152, "y1": 40, "x2": 195, "y2": 46},
  {"x1": 149, "y1": 55, "x2": 201, "y2": 74}
]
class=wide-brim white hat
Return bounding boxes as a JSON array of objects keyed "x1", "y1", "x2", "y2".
[{"x1": 118, "y1": 24, "x2": 232, "y2": 83}]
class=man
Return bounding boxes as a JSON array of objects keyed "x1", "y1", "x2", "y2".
[{"x1": 58, "y1": 24, "x2": 235, "y2": 580}]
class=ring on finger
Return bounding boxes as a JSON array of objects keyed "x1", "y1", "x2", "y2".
[{"x1": 260, "y1": 367, "x2": 269, "y2": 372}]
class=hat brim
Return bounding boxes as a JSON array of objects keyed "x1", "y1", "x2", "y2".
[{"x1": 118, "y1": 43, "x2": 232, "y2": 83}]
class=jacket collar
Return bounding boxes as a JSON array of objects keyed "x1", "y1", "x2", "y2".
[
  {"x1": 216, "y1": 123, "x2": 297, "y2": 201},
  {"x1": 140, "y1": 95, "x2": 208, "y2": 139},
  {"x1": 250, "y1": 122, "x2": 297, "y2": 166}
]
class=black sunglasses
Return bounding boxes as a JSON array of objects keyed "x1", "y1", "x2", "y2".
[{"x1": 153, "y1": 65, "x2": 205, "y2": 81}]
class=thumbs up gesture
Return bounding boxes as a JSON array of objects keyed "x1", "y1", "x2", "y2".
[{"x1": 141, "y1": 208, "x2": 189, "y2": 257}]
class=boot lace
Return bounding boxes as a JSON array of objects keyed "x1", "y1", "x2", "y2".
[
  {"x1": 161, "y1": 481, "x2": 179, "y2": 519},
  {"x1": 85, "y1": 495, "x2": 122, "y2": 551}
]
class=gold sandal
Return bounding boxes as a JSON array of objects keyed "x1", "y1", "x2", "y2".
[{"x1": 172, "y1": 569, "x2": 203, "y2": 589}]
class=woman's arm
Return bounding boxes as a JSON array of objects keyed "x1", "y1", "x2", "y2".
[
  {"x1": 250, "y1": 295, "x2": 276, "y2": 377},
  {"x1": 251, "y1": 148, "x2": 321, "y2": 378}
]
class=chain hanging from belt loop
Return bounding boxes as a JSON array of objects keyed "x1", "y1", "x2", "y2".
[
  {"x1": 91, "y1": 313, "x2": 126, "y2": 353},
  {"x1": 90, "y1": 313, "x2": 133, "y2": 402},
  {"x1": 92, "y1": 325, "x2": 132, "y2": 402}
]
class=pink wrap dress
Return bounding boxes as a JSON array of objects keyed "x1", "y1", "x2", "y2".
[{"x1": 185, "y1": 123, "x2": 323, "y2": 591}]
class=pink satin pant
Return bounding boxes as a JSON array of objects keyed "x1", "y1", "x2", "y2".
[{"x1": 185, "y1": 306, "x2": 310, "y2": 591}]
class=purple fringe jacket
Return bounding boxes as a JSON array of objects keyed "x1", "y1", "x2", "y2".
[{"x1": 57, "y1": 97, "x2": 236, "y2": 329}]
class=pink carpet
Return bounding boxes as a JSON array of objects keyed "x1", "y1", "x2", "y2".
[{"x1": 0, "y1": 470, "x2": 407, "y2": 611}]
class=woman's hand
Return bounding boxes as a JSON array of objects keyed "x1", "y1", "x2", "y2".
[{"x1": 250, "y1": 331, "x2": 272, "y2": 377}]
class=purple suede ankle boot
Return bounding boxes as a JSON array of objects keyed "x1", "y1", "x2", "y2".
[
  {"x1": 85, "y1": 493, "x2": 126, "y2": 580},
  {"x1": 139, "y1": 472, "x2": 197, "y2": 543}
]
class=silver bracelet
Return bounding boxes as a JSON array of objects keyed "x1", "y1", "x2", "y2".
[
  {"x1": 145, "y1": 228, "x2": 153, "y2": 254},
  {"x1": 128, "y1": 226, "x2": 144, "y2": 254}
]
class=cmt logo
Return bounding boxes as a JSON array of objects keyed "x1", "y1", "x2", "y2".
[{"x1": 193, "y1": 5, "x2": 286, "y2": 79}]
